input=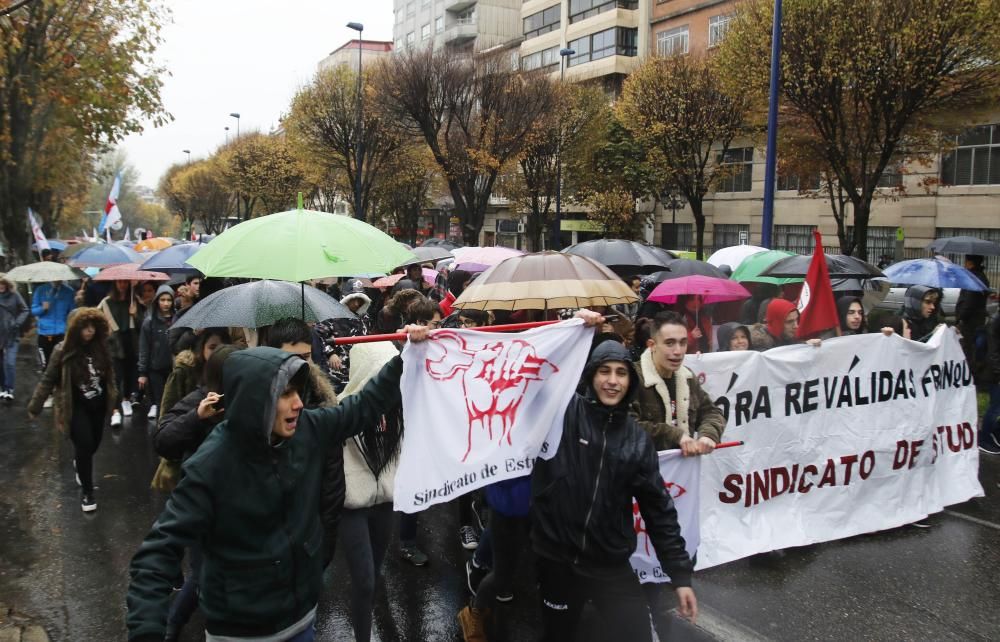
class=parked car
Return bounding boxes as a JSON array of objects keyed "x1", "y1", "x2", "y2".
[{"x1": 873, "y1": 286, "x2": 998, "y2": 321}]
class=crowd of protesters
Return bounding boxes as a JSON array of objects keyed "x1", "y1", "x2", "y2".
[{"x1": 2, "y1": 246, "x2": 996, "y2": 642}]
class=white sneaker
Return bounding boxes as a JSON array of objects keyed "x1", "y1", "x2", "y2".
[
  {"x1": 0, "y1": 390, "x2": 10, "y2": 400},
  {"x1": 147, "y1": 404, "x2": 158, "y2": 420},
  {"x1": 43, "y1": 396, "x2": 53, "y2": 409},
  {"x1": 110, "y1": 411, "x2": 122, "y2": 427},
  {"x1": 121, "y1": 400, "x2": 133, "y2": 417}
]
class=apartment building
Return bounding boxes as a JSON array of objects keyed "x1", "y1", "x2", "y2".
[
  {"x1": 392, "y1": 0, "x2": 522, "y2": 54},
  {"x1": 646, "y1": 0, "x2": 1000, "y2": 267},
  {"x1": 317, "y1": 40, "x2": 393, "y2": 73}
]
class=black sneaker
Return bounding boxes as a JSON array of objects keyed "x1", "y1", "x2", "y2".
[
  {"x1": 460, "y1": 525, "x2": 479, "y2": 550},
  {"x1": 400, "y1": 543, "x2": 429, "y2": 567},
  {"x1": 495, "y1": 590, "x2": 514, "y2": 603},
  {"x1": 81, "y1": 492, "x2": 97, "y2": 513},
  {"x1": 466, "y1": 558, "x2": 487, "y2": 596}
]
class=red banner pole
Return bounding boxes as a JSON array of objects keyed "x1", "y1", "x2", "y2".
[
  {"x1": 715, "y1": 441, "x2": 744, "y2": 449},
  {"x1": 332, "y1": 319, "x2": 560, "y2": 345}
]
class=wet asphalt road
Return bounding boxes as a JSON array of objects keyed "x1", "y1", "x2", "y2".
[{"x1": 1, "y1": 346, "x2": 998, "y2": 641}]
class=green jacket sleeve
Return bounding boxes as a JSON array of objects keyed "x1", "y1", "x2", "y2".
[
  {"x1": 307, "y1": 355, "x2": 403, "y2": 451},
  {"x1": 126, "y1": 467, "x2": 214, "y2": 640}
]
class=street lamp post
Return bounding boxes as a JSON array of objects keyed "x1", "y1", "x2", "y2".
[
  {"x1": 224, "y1": 126, "x2": 230, "y2": 145},
  {"x1": 347, "y1": 21, "x2": 365, "y2": 221},
  {"x1": 182, "y1": 149, "x2": 191, "y2": 163},
  {"x1": 760, "y1": 0, "x2": 783, "y2": 248},
  {"x1": 551, "y1": 47, "x2": 575, "y2": 251},
  {"x1": 229, "y1": 112, "x2": 241, "y2": 220},
  {"x1": 661, "y1": 190, "x2": 686, "y2": 249}
]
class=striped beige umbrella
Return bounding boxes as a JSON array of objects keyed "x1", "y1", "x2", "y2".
[{"x1": 452, "y1": 251, "x2": 638, "y2": 311}]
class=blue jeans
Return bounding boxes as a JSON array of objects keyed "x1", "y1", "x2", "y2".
[
  {"x1": 1, "y1": 338, "x2": 17, "y2": 391},
  {"x1": 981, "y1": 383, "x2": 1000, "y2": 444}
]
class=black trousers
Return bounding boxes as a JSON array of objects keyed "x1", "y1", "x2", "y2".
[
  {"x1": 473, "y1": 511, "x2": 528, "y2": 609},
  {"x1": 37, "y1": 333, "x2": 63, "y2": 370},
  {"x1": 69, "y1": 398, "x2": 106, "y2": 494},
  {"x1": 537, "y1": 556, "x2": 651, "y2": 642}
]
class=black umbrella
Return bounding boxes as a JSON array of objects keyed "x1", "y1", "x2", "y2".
[
  {"x1": 419, "y1": 238, "x2": 463, "y2": 250},
  {"x1": 761, "y1": 254, "x2": 884, "y2": 279},
  {"x1": 139, "y1": 242, "x2": 204, "y2": 274},
  {"x1": 175, "y1": 280, "x2": 355, "y2": 329},
  {"x1": 925, "y1": 236, "x2": 1000, "y2": 256},
  {"x1": 562, "y1": 239, "x2": 676, "y2": 276},
  {"x1": 647, "y1": 259, "x2": 728, "y2": 282}
]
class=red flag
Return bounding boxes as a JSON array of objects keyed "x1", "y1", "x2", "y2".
[{"x1": 797, "y1": 230, "x2": 839, "y2": 337}]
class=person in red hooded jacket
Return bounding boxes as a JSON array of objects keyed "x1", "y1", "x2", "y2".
[{"x1": 749, "y1": 299, "x2": 799, "y2": 351}]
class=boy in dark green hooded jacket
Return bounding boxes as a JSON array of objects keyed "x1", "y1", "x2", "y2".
[{"x1": 127, "y1": 324, "x2": 429, "y2": 642}]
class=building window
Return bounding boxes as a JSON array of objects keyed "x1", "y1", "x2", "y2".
[
  {"x1": 522, "y1": 46, "x2": 560, "y2": 72},
  {"x1": 406, "y1": 31, "x2": 415, "y2": 45},
  {"x1": 421, "y1": 23, "x2": 430, "y2": 40},
  {"x1": 876, "y1": 162, "x2": 904, "y2": 188},
  {"x1": 656, "y1": 25, "x2": 689, "y2": 56},
  {"x1": 777, "y1": 172, "x2": 821, "y2": 191},
  {"x1": 395, "y1": 38, "x2": 403, "y2": 49},
  {"x1": 435, "y1": 16, "x2": 444, "y2": 33},
  {"x1": 569, "y1": 0, "x2": 639, "y2": 25},
  {"x1": 846, "y1": 226, "x2": 896, "y2": 263},
  {"x1": 662, "y1": 223, "x2": 694, "y2": 251},
  {"x1": 940, "y1": 124, "x2": 1000, "y2": 186},
  {"x1": 567, "y1": 27, "x2": 638, "y2": 67},
  {"x1": 716, "y1": 147, "x2": 754, "y2": 192},
  {"x1": 523, "y1": 5, "x2": 561, "y2": 40},
  {"x1": 709, "y1": 14, "x2": 733, "y2": 47},
  {"x1": 712, "y1": 224, "x2": 751, "y2": 252},
  {"x1": 395, "y1": 10, "x2": 404, "y2": 25},
  {"x1": 773, "y1": 225, "x2": 815, "y2": 255},
  {"x1": 456, "y1": 8, "x2": 475, "y2": 24},
  {"x1": 406, "y1": 1, "x2": 415, "y2": 17}
]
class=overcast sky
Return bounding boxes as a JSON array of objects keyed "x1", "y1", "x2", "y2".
[{"x1": 121, "y1": 0, "x2": 393, "y2": 188}]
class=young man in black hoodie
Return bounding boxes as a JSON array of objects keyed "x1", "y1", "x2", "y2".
[{"x1": 527, "y1": 336, "x2": 697, "y2": 642}]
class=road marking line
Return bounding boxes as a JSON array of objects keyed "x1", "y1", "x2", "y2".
[
  {"x1": 674, "y1": 603, "x2": 773, "y2": 642},
  {"x1": 944, "y1": 509, "x2": 1000, "y2": 531}
]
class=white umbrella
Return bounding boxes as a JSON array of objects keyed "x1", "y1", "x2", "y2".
[
  {"x1": 6, "y1": 261, "x2": 85, "y2": 283},
  {"x1": 706, "y1": 245, "x2": 768, "y2": 270}
]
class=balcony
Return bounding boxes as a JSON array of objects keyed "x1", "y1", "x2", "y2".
[
  {"x1": 443, "y1": 18, "x2": 477, "y2": 45},
  {"x1": 444, "y1": 0, "x2": 477, "y2": 12}
]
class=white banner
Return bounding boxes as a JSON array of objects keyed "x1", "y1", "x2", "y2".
[
  {"x1": 395, "y1": 320, "x2": 592, "y2": 513},
  {"x1": 687, "y1": 327, "x2": 982, "y2": 569},
  {"x1": 630, "y1": 450, "x2": 700, "y2": 584}
]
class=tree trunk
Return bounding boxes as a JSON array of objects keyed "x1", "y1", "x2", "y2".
[
  {"x1": 690, "y1": 197, "x2": 706, "y2": 260},
  {"x1": 852, "y1": 196, "x2": 872, "y2": 261}
]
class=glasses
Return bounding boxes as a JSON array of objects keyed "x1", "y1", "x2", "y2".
[{"x1": 459, "y1": 318, "x2": 479, "y2": 328}]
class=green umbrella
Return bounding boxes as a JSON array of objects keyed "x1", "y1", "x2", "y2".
[
  {"x1": 729, "y1": 250, "x2": 802, "y2": 285},
  {"x1": 186, "y1": 208, "x2": 417, "y2": 282}
]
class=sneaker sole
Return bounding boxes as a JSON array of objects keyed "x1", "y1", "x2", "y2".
[
  {"x1": 81, "y1": 504, "x2": 97, "y2": 513},
  {"x1": 979, "y1": 445, "x2": 1000, "y2": 455},
  {"x1": 462, "y1": 540, "x2": 479, "y2": 551},
  {"x1": 495, "y1": 594, "x2": 514, "y2": 603}
]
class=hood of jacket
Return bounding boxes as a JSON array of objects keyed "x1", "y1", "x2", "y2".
[
  {"x1": 340, "y1": 292, "x2": 371, "y2": 317},
  {"x1": 903, "y1": 285, "x2": 942, "y2": 320},
  {"x1": 152, "y1": 284, "x2": 175, "y2": 320},
  {"x1": 836, "y1": 296, "x2": 864, "y2": 334},
  {"x1": 717, "y1": 322, "x2": 752, "y2": 351},
  {"x1": 580, "y1": 340, "x2": 640, "y2": 408},
  {"x1": 765, "y1": 299, "x2": 797, "y2": 339},
  {"x1": 221, "y1": 347, "x2": 310, "y2": 453},
  {"x1": 0, "y1": 275, "x2": 15, "y2": 291}
]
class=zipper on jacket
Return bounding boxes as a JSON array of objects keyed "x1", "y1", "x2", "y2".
[
  {"x1": 576, "y1": 414, "x2": 610, "y2": 564},
  {"x1": 272, "y1": 455, "x2": 300, "y2": 615}
]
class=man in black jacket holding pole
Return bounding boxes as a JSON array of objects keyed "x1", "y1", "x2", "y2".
[{"x1": 529, "y1": 338, "x2": 697, "y2": 642}]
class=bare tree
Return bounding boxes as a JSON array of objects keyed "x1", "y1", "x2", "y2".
[{"x1": 375, "y1": 47, "x2": 557, "y2": 245}]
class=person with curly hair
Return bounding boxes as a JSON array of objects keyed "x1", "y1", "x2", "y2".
[{"x1": 27, "y1": 308, "x2": 118, "y2": 512}]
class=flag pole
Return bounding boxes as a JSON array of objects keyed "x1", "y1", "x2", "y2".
[{"x1": 333, "y1": 320, "x2": 559, "y2": 345}]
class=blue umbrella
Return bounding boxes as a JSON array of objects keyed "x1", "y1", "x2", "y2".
[
  {"x1": 33, "y1": 240, "x2": 67, "y2": 251},
  {"x1": 883, "y1": 258, "x2": 989, "y2": 291},
  {"x1": 139, "y1": 242, "x2": 204, "y2": 273},
  {"x1": 67, "y1": 243, "x2": 142, "y2": 267}
]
